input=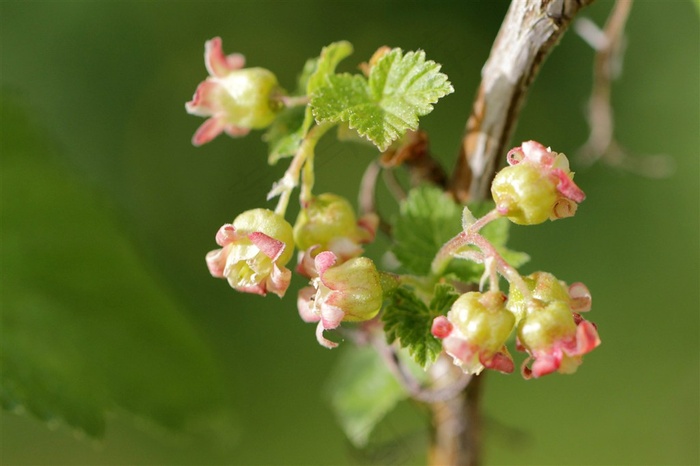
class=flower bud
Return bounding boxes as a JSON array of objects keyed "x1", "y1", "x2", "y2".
[
  {"x1": 294, "y1": 193, "x2": 377, "y2": 275},
  {"x1": 206, "y1": 209, "x2": 294, "y2": 297},
  {"x1": 186, "y1": 37, "x2": 284, "y2": 146},
  {"x1": 432, "y1": 291, "x2": 516, "y2": 374},
  {"x1": 297, "y1": 251, "x2": 383, "y2": 348},
  {"x1": 491, "y1": 141, "x2": 585, "y2": 225},
  {"x1": 517, "y1": 300, "x2": 600, "y2": 378}
]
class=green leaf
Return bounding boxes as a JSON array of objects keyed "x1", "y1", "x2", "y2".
[
  {"x1": 326, "y1": 345, "x2": 406, "y2": 447},
  {"x1": 306, "y1": 40, "x2": 354, "y2": 95},
  {"x1": 1, "y1": 95, "x2": 234, "y2": 438},
  {"x1": 382, "y1": 283, "x2": 458, "y2": 368},
  {"x1": 264, "y1": 41, "x2": 353, "y2": 163},
  {"x1": 392, "y1": 185, "x2": 464, "y2": 276},
  {"x1": 264, "y1": 104, "x2": 311, "y2": 164},
  {"x1": 311, "y1": 48, "x2": 453, "y2": 151}
]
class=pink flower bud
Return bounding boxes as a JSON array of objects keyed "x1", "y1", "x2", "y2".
[
  {"x1": 297, "y1": 251, "x2": 383, "y2": 348},
  {"x1": 206, "y1": 209, "x2": 294, "y2": 297},
  {"x1": 491, "y1": 141, "x2": 585, "y2": 225},
  {"x1": 186, "y1": 37, "x2": 283, "y2": 146},
  {"x1": 432, "y1": 291, "x2": 516, "y2": 375}
]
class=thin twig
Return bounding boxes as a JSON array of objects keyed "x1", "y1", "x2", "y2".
[{"x1": 576, "y1": 0, "x2": 674, "y2": 177}]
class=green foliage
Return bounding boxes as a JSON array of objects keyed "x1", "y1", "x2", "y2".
[
  {"x1": 311, "y1": 48, "x2": 453, "y2": 151},
  {"x1": 1, "y1": 96, "x2": 233, "y2": 438},
  {"x1": 392, "y1": 185, "x2": 528, "y2": 282},
  {"x1": 265, "y1": 41, "x2": 353, "y2": 163},
  {"x1": 392, "y1": 185, "x2": 464, "y2": 275},
  {"x1": 382, "y1": 283, "x2": 459, "y2": 368},
  {"x1": 326, "y1": 345, "x2": 406, "y2": 447}
]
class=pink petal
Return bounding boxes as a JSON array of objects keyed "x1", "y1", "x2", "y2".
[
  {"x1": 297, "y1": 286, "x2": 320, "y2": 323},
  {"x1": 314, "y1": 251, "x2": 338, "y2": 276},
  {"x1": 506, "y1": 147, "x2": 524, "y2": 166},
  {"x1": 205, "y1": 248, "x2": 227, "y2": 277},
  {"x1": 320, "y1": 304, "x2": 345, "y2": 330},
  {"x1": 234, "y1": 282, "x2": 267, "y2": 296},
  {"x1": 522, "y1": 140, "x2": 554, "y2": 166},
  {"x1": 553, "y1": 169, "x2": 586, "y2": 203},
  {"x1": 266, "y1": 263, "x2": 291, "y2": 298},
  {"x1": 295, "y1": 249, "x2": 318, "y2": 278},
  {"x1": 431, "y1": 316, "x2": 453, "y2": 339},
  {"x1": 481, "y1": 350, "x2": 514, "y2": 374},
  {"x1": 248, "y1": 231, "x2": 285, "y2": 261},
  {"x1": 192, "y1": 117, "x2": 225, "y2": 146},
  {"x1": 569, "y1": 282, "x2": 592, "y2": 312},
  {"x1": 215, "y1": 223, "x2": 237, "y2": 247},
  {"x1": 316, "y1": 321, "x2": 338, "y2": 349},
  {"x1": 204, "y1": 37, "x2": 245, "y2": 78},
  {"x1": 443, "y1": 336, "x2": 473, "y2": 364},
  {"x1": 574, "y1": 320, "x2": 601, "y2": 355},
  {"x1": 186, "y1": 80, "x2": 225, "y2": 116},
  {"x1": 531, "y1": 352, "x2": 561, "y2": 378}
]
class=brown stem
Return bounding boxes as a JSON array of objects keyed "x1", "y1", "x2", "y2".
[
  {"x1": 449, "y1": 0, "x2": 596, "y2": 203},
  {"x1": 428, "y1": 371, "x2": 485, "y2": 466}
]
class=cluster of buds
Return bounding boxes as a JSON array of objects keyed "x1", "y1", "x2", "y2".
[
  {"x1": 189, "y1": 38, "x2": 384, "y2": 348},
  {"x1": 431, "y1": 273, "x2": 599, "y2": 378},
  {"x1": 186, "y1": 38, "x2": 600, "y2": 378},
  {"x1": 293, "y1": 193, "x2": 381, "y2": 347},
  {"x1": 431, "y1": 142, "x2": 600, "y2": 378}
]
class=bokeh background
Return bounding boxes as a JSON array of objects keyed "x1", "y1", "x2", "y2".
[{"x1": 2, "y1": 1, "x2": 698, "y2": 465}]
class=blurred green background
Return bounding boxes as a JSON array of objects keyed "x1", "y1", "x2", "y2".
[{"x1": 1, "y1": 1, "x2": 698, "y2": 465}]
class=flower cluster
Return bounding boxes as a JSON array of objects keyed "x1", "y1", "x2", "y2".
[
  {"x1": 186, "y1": 38, "x2": 600, "y2": 379},
  {"x1": 430, "y1": 142, "x2": 600, "y2": 378}
]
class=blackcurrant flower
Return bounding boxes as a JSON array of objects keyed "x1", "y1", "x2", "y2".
[
  {"x1": 508, "y1": 272, "x2": 600, "y2": 378},
  {"x1": 297, "y1": 251, "x2": 383, "y2": 348},
  {"x1": 206, "y1": 209, "x2": 294, "y2": 297},
  {"x1": 491, "y1": 141, "x2": 586, "y2": 225},
  {"x1": 186, "y1": 37, "x2": 284, "y2": 146},
  {"x1": 431, "y1": 291, "x2": 516, "y2": 374}
]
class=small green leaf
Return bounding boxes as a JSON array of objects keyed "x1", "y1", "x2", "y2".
[
  {"x1": 311, "y1": 48, "x2": 453, "y2": 151},
  {"x1": 264, "y1": 105, "x2": 311, "y2": 164},
  {"x1": 326, "y1": 345, "x2": 406, "y2": 447},
  {"x1": 392, "y1": 185, "x2": 464, "y2": 276},
  {"x1": 429, "y1": 283, "x2": 460, "y2": 315},
  {"x1": 383, "y1": 283, "x2": 457, "y2": 368},
  {"x1": 462, "y1": 205, "x2": 477, "y2": 230},
  {"x1": 306, "y1": 40, "x2": 354, "y2": 95},
  {"x1": 265, "y1": 41, "x2": 353, "y2": 163}
]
